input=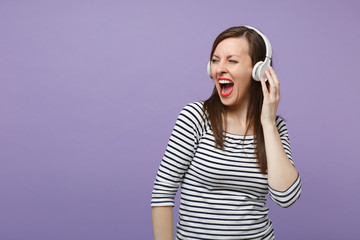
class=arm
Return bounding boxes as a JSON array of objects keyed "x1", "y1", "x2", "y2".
[
  {"x1": 151, "y1": 102, "x2": 204, "y2": 237},
  {"x1": 263, "y1": 118, "x2": 302, "y2": 208},
  {"x1": 260, "y1": 67, "x2": 302, "y2": 207},
  {"x1": 152, "y1": 206, "x2": 173, "y2": 240},
  {"x1": 263, "y1": 119, "x2": 298, "y2": 191}
]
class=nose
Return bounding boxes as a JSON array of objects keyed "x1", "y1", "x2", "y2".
[{"x1": 215, "y1": 61, "x2": 228, "y2": 77}]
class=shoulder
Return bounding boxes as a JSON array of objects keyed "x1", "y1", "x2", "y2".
[
  {"x1": 177, "y1": 101, "x2": 206, "y2": 131},
  {"x1": 181, "y1": 101, "x2": 204, "y2": 116},
  {"x1": 275, "y1": 115, "x2": 286, "y2": 125},
  {"x1": 275, "y1": 115, "x2": 289, "y2": 137}
]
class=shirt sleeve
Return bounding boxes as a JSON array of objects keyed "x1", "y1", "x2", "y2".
[
  {"x1": 151, "y1": 102, "x2": 204, "y2": 207},
  {"x1": 268, "y1": 116, "x2": 302, "y2": 208}
]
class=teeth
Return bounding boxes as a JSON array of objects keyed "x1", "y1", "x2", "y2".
[{"x1": 219, "y1": 80, "x2": 232, "y2": 84}]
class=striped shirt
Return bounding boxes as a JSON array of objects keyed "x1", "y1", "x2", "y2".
[{"x1": 151, "y1": 101, "x2": 302, "y2": 240}]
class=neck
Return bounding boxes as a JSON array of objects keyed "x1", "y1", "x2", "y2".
[{"x1": 224, "y1": 95, "x2": 251, "y2": 125}]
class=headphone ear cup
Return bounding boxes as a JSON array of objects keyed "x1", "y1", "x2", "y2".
[
  {"x1": 259, "y1": 59, "x2": 271, "y2": 82},
  {"x1": 252, "y1": 61, "x2": 263, "y2": 81},
  {"x1": 252, "y1": 60, "x2": 271, "y2": 82},
  {"x1": 207, "y1": 61, "x2": 213, "y2": 79}
]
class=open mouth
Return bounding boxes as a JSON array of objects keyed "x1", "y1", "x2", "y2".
[{"x1": 218, "y1": 78, "x2": 234, "y2": 97}]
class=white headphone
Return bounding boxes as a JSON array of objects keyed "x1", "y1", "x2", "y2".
[{"x1": 207, "y1": 25, "x2": 272, "y2": 82}]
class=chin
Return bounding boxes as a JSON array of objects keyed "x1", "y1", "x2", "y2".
[
  {"x1": 220, "y1": 98, "x2": 237, "y2": 107},
  {"x1": 218, "y1": 92, "x2": 238, "y2": 107},
  {"x1": 217, "y1": 90, "x2": 247, "y2": 108}
]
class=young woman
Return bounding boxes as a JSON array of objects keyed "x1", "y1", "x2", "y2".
[{"x1": 151, "y1": 26, "x2": 301, "y2": 240}]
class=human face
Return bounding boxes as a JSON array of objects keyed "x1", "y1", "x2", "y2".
[{"x1": 211, "y1": 37, "x2": 253, "y2": 107}]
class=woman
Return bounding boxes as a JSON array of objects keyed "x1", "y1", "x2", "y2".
[{"x1": 151, "y1": 26, "x2": 301, "y2": 240}]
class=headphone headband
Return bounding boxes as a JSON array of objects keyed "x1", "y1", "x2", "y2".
[{"x1": 244, "y1": 25, "x2": 272, "y2": 60}]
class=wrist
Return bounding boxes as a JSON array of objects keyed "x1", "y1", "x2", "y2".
[{"x1": 261, "y1": 121, "x2": 277, "y2": 131}]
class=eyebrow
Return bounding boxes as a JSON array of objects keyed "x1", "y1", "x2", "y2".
[{"x1": 212, "y1": 54, "x2": 241, "y2": 59}]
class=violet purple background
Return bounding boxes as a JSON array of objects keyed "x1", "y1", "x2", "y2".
[{"x1": 1, "y1": 0, "x2": 359, "y2": 239}]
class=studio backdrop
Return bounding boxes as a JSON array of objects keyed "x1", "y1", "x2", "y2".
[{"x1": 1, "y1": 0, "x2": 359, "y2": 239}]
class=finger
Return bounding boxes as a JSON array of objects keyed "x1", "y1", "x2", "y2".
[
  {"x1": 260, "y1": 77, "x2": 269, "y2": 98},
  {"x1": 269, "y1": 66, "x2": 280, "y2": 87},
  {"x1": 265, "y1": 70, "x2": 276, "y2": 91},
  {"x1": 268, "y1": 67, "x2": 280, "y2": 97},
  {"x1": 265, "y1": 70, "x2": 279, "y2": 101}
]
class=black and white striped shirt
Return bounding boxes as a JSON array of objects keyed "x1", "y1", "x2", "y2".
[{"x1": 151, "y1": 101, "x2": 301, "y2": 240}]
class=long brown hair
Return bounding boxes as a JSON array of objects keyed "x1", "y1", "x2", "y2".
[{"x1": 203, "y1": 26, "x2": 271, "y2": 174}]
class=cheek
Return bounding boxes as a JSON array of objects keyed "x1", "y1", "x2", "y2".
[
  {"x1": 234, "y1": 69, "x2": 252, "y2": 92},
  {"x1": 236, "y1": 68, "x2": 253, "y2": 82},
  {"x1": 214, "y1": 81, "x2": 221, "y2": 93},
  {"x1": 245, "y1": 65, "x2": 253, "y2": 78}
]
